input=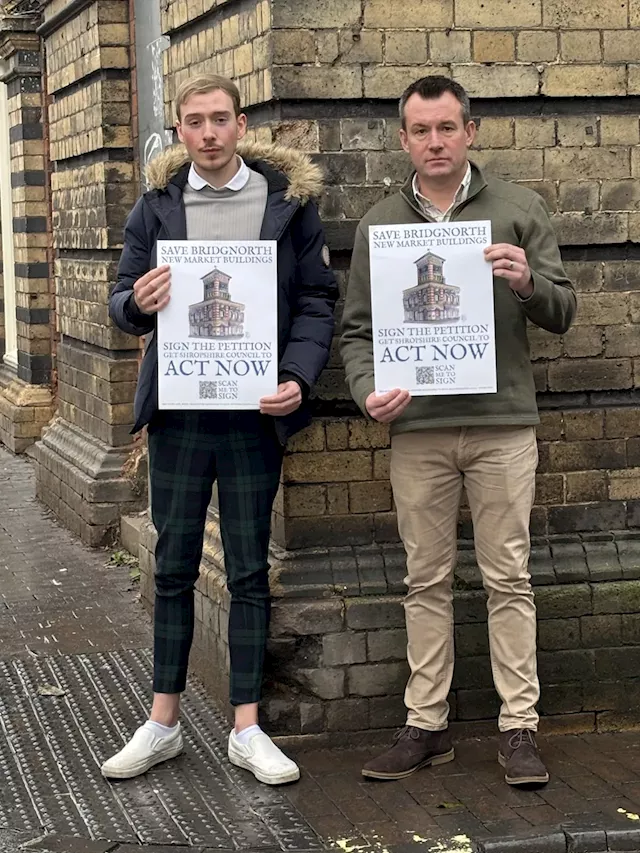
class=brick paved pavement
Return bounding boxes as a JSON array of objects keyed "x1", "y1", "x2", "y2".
[
  {"x1": 284, "y1": 733, "x2": 640, "y2": 852},
  {"x1": 0, "y1": 448, "x2": 320, "y2": 853},
  {"x1": 3, "y1": 446, "x2": 640, "y2": 853},
  {"x1": 0, "y1": 448, "x2": 148, "y2": 660}
]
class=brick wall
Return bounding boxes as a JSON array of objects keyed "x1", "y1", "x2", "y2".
[
  {"x1": 137, "y1": 524, "x2": 640, "y2": 735},
  {"x1": 33, "y1": 0, "x2": 145, "y2": 544},
  {"x1": 0, "y1": 202, "x2": 5, "y2": 362},
  {"x1": 260, "y1": 0, "x2": 640, "y2": 548},
  {"x1": 128, "y1": 0, "x2": 640, "y2": 733},
  {"x1": 7, "y1": 38, "x2": 51, "y2": 387},
  {"x1": 0, "y1": 9, "x2": 54, "y2": 453},
  {"x1": 162, "y1": 0, "x2": 271, "y2": 124}
]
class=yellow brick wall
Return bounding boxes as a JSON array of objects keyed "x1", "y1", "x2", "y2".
[
  {"x1": 261, "y1": 0, "x2": 640, "y2": 101},
  {"x1": 45, "y1": 4, "x2": 129, "y2": 92},
  {"x1": 48, "y1": 79, "x2": 132, "y2": 161},
  {"x1": 162, "y1": 0, "x2": 271, "y2": 124},
  {"x1": 159, "y1": 0, "x2": 640, "y2": 544},
  {"x1": 30, "y1": 0, "x2": 145, "y2": 543}
]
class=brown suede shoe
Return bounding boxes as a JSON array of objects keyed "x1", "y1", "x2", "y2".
[
  {"x1": 498, "y1": 729, "x2": 549, "y2": 786},
  {"x1": 362, "y1": 726, "x2": 454, "y2": 781}
]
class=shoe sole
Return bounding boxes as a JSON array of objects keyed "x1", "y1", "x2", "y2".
[
  {"x1": 361, "y1": 747, "x2": 455, "y2": 781},
  {"x1": 101, "y1": 743, "x2": 184, "y2": 780},
  {"x1": 498, "y1": 751, "x2": 550, "y2": 786},
  {"x1": 228, "y1": 752, "x2": 301, "y2": 785}
]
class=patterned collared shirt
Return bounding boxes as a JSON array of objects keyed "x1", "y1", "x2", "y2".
[{"x1": 412, "y1": 162, "x2": 472, "y2": 222}]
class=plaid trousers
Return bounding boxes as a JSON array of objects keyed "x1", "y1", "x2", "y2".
[{"x1": 147, "y1": 410, "x2": 283, "y2": 705}]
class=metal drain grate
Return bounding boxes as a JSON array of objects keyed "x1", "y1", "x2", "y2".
[{"x1": 0, "y1": 649, "x2": 323, "y2": 849}]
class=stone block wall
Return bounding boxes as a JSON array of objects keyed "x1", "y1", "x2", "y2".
[
  {"x1": 32, "y1": 0, "x2": 145, "y2": 545},
  {"x1": 154, "y1": 0, "x2": 640, "y2": 550},
  {"x1": 0, "y1": 7, "x2": 55, "y2": 453},
  {"x1": 138, "y1": 522, "x2": 640, "y2": 735},
  {"x1": 3, "y1": 0, "x2": 637, "y2": 733},
  {"x1": 274, "y1": 407, "x2": 640, "y2": 548},
  {"x1": 261, "y1": 0, "x2": 640, "y2": 548},
  {"x1": 126, "y1": 0, "x2": 640, "y2": 733}
]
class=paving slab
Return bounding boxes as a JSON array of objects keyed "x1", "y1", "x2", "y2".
[{"x1": 3, "y1": 448, "x2": 640, "y2": 852}]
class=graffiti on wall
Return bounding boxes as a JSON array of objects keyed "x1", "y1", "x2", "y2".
[{"x1": 134, "y1": 1, "x2": 173, "y2": 187}]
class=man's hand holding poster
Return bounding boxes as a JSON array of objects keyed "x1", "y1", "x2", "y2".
[
  {"x1": 369, "y1": 221, "x2": 497, "y2": 396},
  {"x1": 156, "y1": 240, "x2": 278, "y2": 409}
]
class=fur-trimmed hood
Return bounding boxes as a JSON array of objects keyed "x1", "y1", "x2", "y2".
[{"x1": 145, "y1": 140, "x2": 323, "y2": 205}]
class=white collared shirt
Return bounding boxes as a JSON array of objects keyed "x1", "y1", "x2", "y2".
[
  {"x1": 412, "y1": 162, "x2": 472, "y2": 222},
  {"x1": 188, "y1": 156, "x2": 250, "y2": 192}
]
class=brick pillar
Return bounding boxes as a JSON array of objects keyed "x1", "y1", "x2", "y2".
[
  {"x1": 139, "y1": 0, "x2": 640, "y2": 735},
  {"x1": 32, "y1": 0, "x2": 145, "y2": 545},
  {"x1": 0, "y1": 9, "x2": 54, "y2": 453},
  {"x1": 0, "y1": 166, "x2": 5, "y2": 363}
]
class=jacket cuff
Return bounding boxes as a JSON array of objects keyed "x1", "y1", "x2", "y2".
[
  {"x1": 353, "y1": 377, "x2": 375, "y2": 418},
  {"x1": 514, "y1": 280, "x2": 535, "y2": 303},
  {"x1": 124, "y1": 292, "x2": 153, "y2": 328},
  {"x1": 279, "y1": 371, "x2": 310, "y2": 401},
  {"x1": 516, "y1": 271, "x2": 552, "y2": 309}
]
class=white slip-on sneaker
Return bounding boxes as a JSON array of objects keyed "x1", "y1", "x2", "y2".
[
  {"x1": 101, "y1": 723, "x2": 184, "y2": 779},
  {"x1": 228, "y1": 729, "x2": 300, "y2": 785}
]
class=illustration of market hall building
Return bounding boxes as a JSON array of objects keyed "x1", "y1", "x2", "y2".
[
  {"x1": 189, "y1": 268, "x2": 245, "y2": 339},
  {"x1": 403, "y1": 251, "x2": 461, "y2": 323}
]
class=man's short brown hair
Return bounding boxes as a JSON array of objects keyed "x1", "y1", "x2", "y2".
[
  {"x1": 399, "y1": 76, "x2": 471, "y2": 129},
  {"x1": 174, "y1": 74, "x2": 242, "y2": 121}
]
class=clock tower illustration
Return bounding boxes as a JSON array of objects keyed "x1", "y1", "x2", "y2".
[
  {"x1": 403, "y1": 251, "x2": 461, "y2": 323},
  {"x1": 189, "y1": 268, "x2": 245, "y2": 338}
]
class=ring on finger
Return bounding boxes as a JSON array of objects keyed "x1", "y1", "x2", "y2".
[{"x1": 509, "y1": 260, "x2": 515, "y2": 270}]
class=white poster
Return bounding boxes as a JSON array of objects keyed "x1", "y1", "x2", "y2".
[
  {"x1": 369, "y1": 221, "x2": 497, "y2": 396},
  {"x1": 156, "y1": 240, "x2": 278, "y2": 409}
]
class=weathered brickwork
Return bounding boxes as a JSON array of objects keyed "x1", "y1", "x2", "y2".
[
  {"x1": 260, "y1": 0, "x2": 640, "y2": 101},
  {"x1": 162, "y1": 0, "x2": 271, "y2": 124},
  {"x1": 0, "y1": 9, "x2": 54, "y2": 453},
  {"x1": 129, "y1": 0, "x2": 640, "y2": 732},
  {"x1": 50, "y1": 161, "x2": 136, "y2": 251},
  {"x1": 45, "y1": 2, "x2": 129, "y2": 92},
  {"x1": 137, "y1": 518, "x2": 640, "y2": 735},
  {"x1": 5, "y1": 59, "x2": 50, "y2": 382},
  {"x1": 48, "y1": 78, "x2": 131, "y2": 161},
  {"x1": 30, "y1": 0, "x2": 144, "y2": 545}
]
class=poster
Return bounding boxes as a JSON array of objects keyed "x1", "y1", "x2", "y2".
[
  {"x1": 156, "y1": 240, "x2": 278, "y2": 409},
  {"x1": 369, "y1": 220, "x2": 497, "y2": 396}
]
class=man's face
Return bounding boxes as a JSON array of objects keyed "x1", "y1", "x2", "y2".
[
  {"x1": 400, "y1": 91, "x2": 476, "y2": 182},
  {"x1": 176, "y1": 89, "x2": 247, "y2": 174}
]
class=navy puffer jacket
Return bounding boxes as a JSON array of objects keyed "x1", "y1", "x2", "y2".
[{"x1": 109, "y1": 141, "x2": 338, "y2": 442}]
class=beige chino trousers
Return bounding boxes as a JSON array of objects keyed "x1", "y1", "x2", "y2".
[{"x1": 390, "y1": 425, "x2": 540, "y2": 733}]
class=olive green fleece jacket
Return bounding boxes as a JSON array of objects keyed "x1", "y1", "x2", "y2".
[{"x1": 340, "y1": 162, "x2": 576, "y2": 434}]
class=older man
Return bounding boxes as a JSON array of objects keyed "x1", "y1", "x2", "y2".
[{"x1": 341, "y1": 75, "x2": 575, "y2": 787}]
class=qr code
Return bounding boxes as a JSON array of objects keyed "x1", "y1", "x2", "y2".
[
  {"x1": 199, "y1": 381, "x2": 218, "y2": 400},
  {"x1": 416, "y1": 367, "x2": 435, "y2": 386}
]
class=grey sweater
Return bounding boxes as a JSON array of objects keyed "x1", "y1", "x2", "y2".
[{"x1": 183, "y1": 169, "x2": 268, "y2": 240}]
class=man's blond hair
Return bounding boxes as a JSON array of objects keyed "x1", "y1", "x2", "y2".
[{"x1": 175, "y1": 74, "x2": 242, "y2": 121}]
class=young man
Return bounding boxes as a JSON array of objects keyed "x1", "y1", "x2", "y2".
[
  {"x1": 340, "y1": 76, "x2": 576, "y2": 787},
  {"x1": 104, "y1": 75, "x2": 337, "y2": 785}
]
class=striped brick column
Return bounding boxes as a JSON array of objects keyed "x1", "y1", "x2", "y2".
[{"x1": 0, "y1": 14, "x2": 54, "y2": 453}]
